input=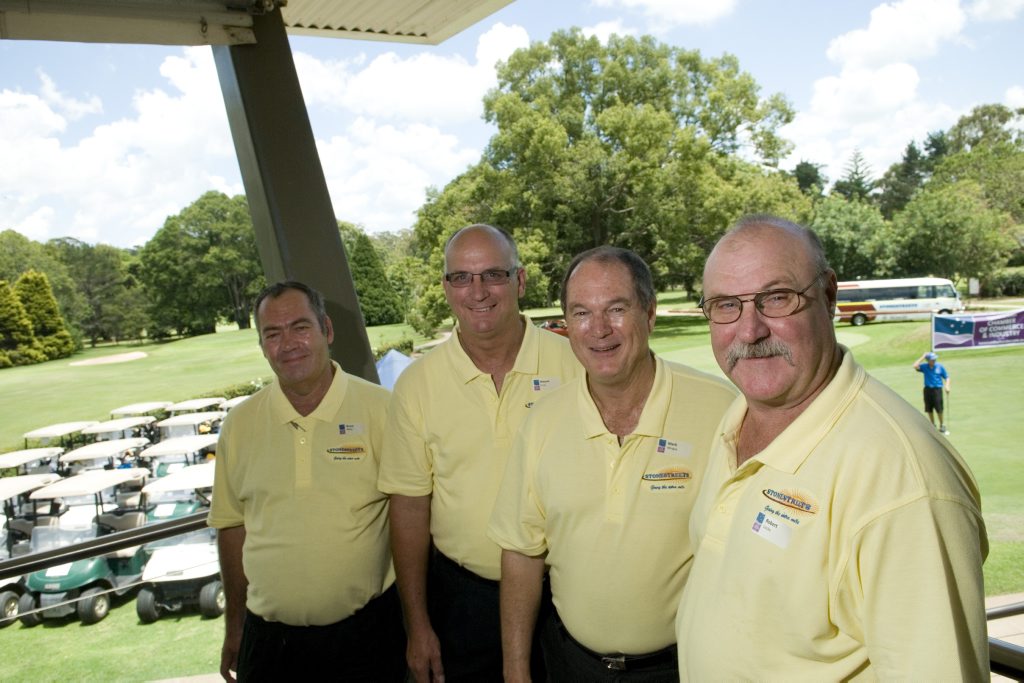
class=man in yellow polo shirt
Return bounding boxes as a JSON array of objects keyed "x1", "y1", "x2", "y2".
[
  {"x1": 378, "y1": 224, "x2": 580, "y2": 682},
  {"x1": 209, "y1": 281, "x2": 404, "y2": 681},
  {"x1": 676, "y1": 216, "x2": 988, "y2": 679},
  {"x1": 489, "y1": 246, "x2": 736, "y2": 681}
]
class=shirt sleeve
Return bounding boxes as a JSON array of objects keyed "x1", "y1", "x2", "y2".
[
  {"x1": 837, "y1": 496, "x2": 988, "y2": 679},
  {"x1": 377, "y1": 385, "x2": 434, "y2": 496},
  {"x1": 207, "y1": 415, "x2": 245, "y2": 529},
  {"x1": 487, "y1": 421, "x2": 547, "y2": 556}
]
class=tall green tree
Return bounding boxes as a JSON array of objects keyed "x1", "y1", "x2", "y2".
[
  {"x1": 831, "y1": 149, "x2": 876, "y2": 202},
  {"x1": 13, "y1": 270, "x2": 76, "y2": 360},
  {"x1": 349, "y1": 231, "x2": 404, "y2": 326},
  {"x1": 877, "y1": 142, "x2": 926, "y2": 220},
  {"x1": 1, "y1": 230, "x2": 87, "y2": 342},
  {"x1": 946, "y1": 104, "x2": 1024, "y2": 154},
  {"x1": 792, "y1": 160, "x2": 827, "y2": 198},
  {"x1": 811, "y1": 195, "x2": 895, "y2": 280},
  {"x1": 140, "y1": 191, "x2": 263, "y2": 336},
  {"x1": 0, "y1": 280, "x2": 45, "y2": 368}
]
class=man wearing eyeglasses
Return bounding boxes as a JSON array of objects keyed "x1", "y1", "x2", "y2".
[
  {"x1": 379, "y1": 224, "x2": 580, "y2": 682},
  {"x1": 675, "y1": 215, "x2": 988, "y2": 680},
  {"x1": 490, "y1": 246, "x2": 736, "y2": 681}
]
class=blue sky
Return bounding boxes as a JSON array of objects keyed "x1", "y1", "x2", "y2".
[{"x1": 2, "y1": 0, "x2": 1022, "y2": 248}]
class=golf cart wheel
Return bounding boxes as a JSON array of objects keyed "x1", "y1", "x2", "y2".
[
  {"x1": 78, "y1": 587, "x2": 111, "y2": 624},
  {"x1": 851, "y1": 313, "x2": 867, "y2": 327},
  {"x1": 18, "y1": 593, "x2": 42, "y2": 627},
  {"x1": 199, "y1": 580, "x2": 225, "y2": 618},
  {"x1": 0, "y1": 590, "x2": 19, "y2": 627},
  {"x1": 136, "y1": 587, "x2": 162, "y2": 624}
]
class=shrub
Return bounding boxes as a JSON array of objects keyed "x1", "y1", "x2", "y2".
[{"x1": 980, "y1": 267, "x2": 1024, "y2": 297}]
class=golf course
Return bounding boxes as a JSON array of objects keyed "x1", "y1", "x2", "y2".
[{"x1": 1, "y1": 296, "x2": 1022, "y2": 681}]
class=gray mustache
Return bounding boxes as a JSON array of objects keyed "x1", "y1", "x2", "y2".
[{"x1": 726, "y1": 339, "x2": 794, "y2": 370}]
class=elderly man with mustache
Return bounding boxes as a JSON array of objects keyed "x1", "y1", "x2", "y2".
[{"x1": 675, "y1": 215, "x2": 989, "y2": 680}]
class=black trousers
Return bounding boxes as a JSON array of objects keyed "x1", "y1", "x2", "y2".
[
  {"x1": 238, "y1": 584, "x2": 405, "y2": 682},
  {"x1": 428, "y1": 550, "x2": 550, "y2": 682},
  {"x1": 539, "y1": 609, "x2": 679, "y2": 682}
]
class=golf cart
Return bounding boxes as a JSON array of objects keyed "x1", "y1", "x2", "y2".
[
  {"x1": 22, "y1": 421, "x2": 98, "y2": 450},
  {"x1": 135, "y1": 462, "x2": 222, "y2": 622},
  {"x1": 155, "y1": 411, "x2": 225, "y2": 440},
  {"x1": 219, "y1": 395, "x2": 250, "y2": 412},
  {"x1": 58, "y1": 437, "x2": 150, "y2": 476},
  {"x1": 167, "y1": 397, "x2": 226, "y2": 416},
  {"x1": 109, "y1": 401, "x2": 172, "y2": 419},
  {"x1": 19, "y1": 468, "x2": 150, "y2": 626},
  {"x1": 0, "y1": 473, "x2": 62, "y2": 626},
  {"x1": 0, "y1": 447, "x2": 64, "y2": 475},
  {"x1": 81, "y1": 416, "x2": 158, "y2": 444},
  {"x1": 139, "y1": 434, "x2": 218, "y2": 478}
]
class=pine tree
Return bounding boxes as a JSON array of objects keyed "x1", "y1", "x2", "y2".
[
  {"x1": 0, "y1": 280, "x2": 46, "y2": 368},
  {"x1": 349, "y1": 232, "x2": 404, "y2": 326},
  {"x1": 832, "y1": 149, "x2": 876, "y2": 202},
  {"x1": 14, "y1": 269, "x2": 77, "y2": 360}
]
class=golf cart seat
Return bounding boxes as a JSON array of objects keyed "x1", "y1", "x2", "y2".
[
  {"x1": 116, "y1": 491, "x2": 142, "y2": 508},
  {"x1": 8, "y1": 514, "x2": 58, "y2": 539},
  {"x1": 97, "y1": 511, "x2": 146, "y2": 557}
]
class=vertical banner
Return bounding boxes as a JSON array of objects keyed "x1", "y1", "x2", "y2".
[{"x1": 932, "y1": 309, "x2": 1024, "y2": 350}]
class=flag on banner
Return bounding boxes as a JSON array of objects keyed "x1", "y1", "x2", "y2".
[{"x1": 933, "y1": 309, "x2": 1024, "y2": 351}]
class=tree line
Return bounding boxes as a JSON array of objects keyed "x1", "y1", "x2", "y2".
[{"x1": 2, "y1": 29, "x2": 1022, "y2": 364}]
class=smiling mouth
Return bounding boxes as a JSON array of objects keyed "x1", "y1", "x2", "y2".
[{"x1": 591, "y1": 343, "x2": 620, "y2": 353}]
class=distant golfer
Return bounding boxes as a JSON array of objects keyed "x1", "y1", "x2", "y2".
[{"x1": 913, "y1": 351, "x2": 951, "y2": 434}]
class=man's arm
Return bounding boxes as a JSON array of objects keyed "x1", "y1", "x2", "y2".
[
  {"x1": 217, "y1": 525, "x2": 247, "y2": 682},
  {"x1": 389, "y1": 494, "x2": 443, "y2": 683},
  {"x1": 912, "y1": 353, "x2": 927, "y2": 370},
  {"x1": 500, "y1": 549, "x2": 546, "y2": 683}
]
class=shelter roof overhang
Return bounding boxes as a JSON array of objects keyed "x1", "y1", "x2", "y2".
[{"x1": 0, "y1": 0, "x2": 514, "y2": 45}]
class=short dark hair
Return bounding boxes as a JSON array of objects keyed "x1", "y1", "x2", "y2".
[
  {"x1": 253, "y1": 281, "x2": 329, "y2": 339},
  {"x1": 560, "y1": 246, "x2": 656, "y2": 313},
  {"x1": 443, "y1": 224, "x2": 520, "y2": 271}
]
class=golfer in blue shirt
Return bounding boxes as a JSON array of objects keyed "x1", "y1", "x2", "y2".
[{"x1": 913, "y1": 351, "x2": 951, "y2": 434}]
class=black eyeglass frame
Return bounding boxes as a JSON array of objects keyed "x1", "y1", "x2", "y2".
[
  {"x1": 698, "y1": 271, "x2": 827, "y2": 324},
  {"x1": 443, "y1": 268, "x2": 517, "y2": 288}
]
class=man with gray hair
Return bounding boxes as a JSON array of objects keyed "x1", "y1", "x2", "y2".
[
  {"x1": 490, "y1": 246, "x2": 735, "y2": 681},
  {"x1": 379, "y1": 224, "x2": 580, "y2": 681},
  {"x1": 676, "y1": 216, "x2": 988, "y2": 679}
]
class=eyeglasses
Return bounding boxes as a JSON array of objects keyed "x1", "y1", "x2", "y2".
[
  {"x1": 444, "y1": 269, "x2": 515, "y2": 288},
  {"x1": 699, "y1": 272, "x2": 825, "y2": 324}
]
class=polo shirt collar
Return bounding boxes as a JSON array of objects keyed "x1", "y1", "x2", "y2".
[
  {"x1": 724, "y1": 346, "x2": 865, "y2": 474},
  {"x1": 445, "y1": 314, "x2": 538, "y2": 384},
  {"x1": 268, "y1": 360, "x2": 349, "y2": 425},
  {"x1": 577, "y1": 353, "x2": 667, "y2": 439}
]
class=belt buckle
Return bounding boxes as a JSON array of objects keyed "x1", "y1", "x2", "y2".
[{"x1": 601, "y1": 655, "x2": 626, "y2": 671}]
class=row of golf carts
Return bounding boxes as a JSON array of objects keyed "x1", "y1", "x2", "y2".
[{"x1": 0, "y1": 396, "x2": 247, "y2": 628}]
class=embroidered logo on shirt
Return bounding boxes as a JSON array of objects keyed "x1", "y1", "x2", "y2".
[
  {"x1": 642, "y1": 467, "x2": 691, "y2": 490},
  {"x1": 327, "y1": 444, "x2": 366, "y2": 461},
  {"x1": 338, "y1": 423, "x2": 364, "y2": 435},
  {"x1": 761, "y1": 488, "x2": 819, "y2": 515}
]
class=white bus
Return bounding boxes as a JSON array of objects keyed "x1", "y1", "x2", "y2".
[{"x1": 835, "y1": 277, "x2": 964, "y2": 326}]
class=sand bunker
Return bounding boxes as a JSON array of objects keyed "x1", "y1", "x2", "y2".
[{"x1": 70, "y1": 351, "x2": 148, "y2": 366}]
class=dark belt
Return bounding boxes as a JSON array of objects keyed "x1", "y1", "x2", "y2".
[
  {"x1": 560, "y1": 618, "x2": 677, "y2": 671},
  {"x1": 431, "y1": 547, "x2": 498, "y2": 588}
]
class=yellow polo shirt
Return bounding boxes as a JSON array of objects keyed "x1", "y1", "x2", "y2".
[
  {"x1": 489, "y1": 356, "x2": 736, "y2": 654},
  {"x1": 378, "y1": 317, "x2": 580, "y2": 580},
  {"x1": 676, "y1": 349, "x2": 988, "y2": 680},
  {"x1": 208, "y1": 362, "x2": 395, "y2": 626}
]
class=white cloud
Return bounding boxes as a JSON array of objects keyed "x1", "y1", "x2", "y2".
[
  {"x1": 591, "y1": 0, "x2": 736, "y2": 28},
  {"x1": 37, "y1": 71, "x2": 102, "y2": 121},
  {"x1": 294, "y1": 22, "x2": 528, "y2": 126},
  {"x1": 581, "y1": 20, "x2": 639, "y2": 42},
  {"x1": 826, "y1": 0, "x2": 966, "y2": 68},
  {"x1": 318, "y1": 118, "x2": 480, "y2": 232},
  {"x1": 967, "y1": 0, "x2": 1024, "y2": 20},
  {"x1": 1007, "y1": 85, "x2": 1024, "y2": 107},
  {"x1": 808, "y1": 63, "x2": 920, "y2": 122}
]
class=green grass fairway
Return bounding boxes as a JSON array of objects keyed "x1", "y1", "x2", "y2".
[{"x1": 0, "y1": 315, "x2": 1021, "y2": 680}]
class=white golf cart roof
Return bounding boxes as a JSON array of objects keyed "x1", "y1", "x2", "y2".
[
  {"x1": 156, "y1": 411, "x2": 226, "y2": 428},
  {"x1": 109, "y1": 401, "x2": 172, "y2": 417},
  {"x1": 59, "y1": 437, "x2": 150, "y2": 464},
  {"x1": 30, "y1": 468, "x2": 150, "y2": 500},
  {"x1": 81, "y1": 416, "x2": 157, "y2": 435},
  {"x1": 23, "y1": 421, "x2": 99, "y2": 440},
  {"x1": 219, "y1": 396, "x2": 250, "y2": 411},
  {"x1": 0, "y1": 447, "x2": 64, "y2": 469},
  {"x1": 168, "y1": 398, "x2": 226, "y2": 414},
  {"x1": 142, "y1": 462, "x2": 215, "y2": 494},
  {"x1": 0, "y1": 473, "x2": 63, "y2": 501},
  {"x1": 140, "y1": 434, "x2": 219, "y2": 459}
]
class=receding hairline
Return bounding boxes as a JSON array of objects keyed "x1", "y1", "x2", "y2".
[
  {"x1": 705, "y1": 215, "x2": 828, "y2": 281},
  {"x1": 443, "y1": 223, "x2": 520, "y2": 271}
]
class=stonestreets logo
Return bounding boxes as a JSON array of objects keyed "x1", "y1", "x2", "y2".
[
  {"x1": 642, "y1": 468, "x2": 691, "y2": 482},
  {"x1": 762, "y1": 488, "x2": 818, "y2": 514}
]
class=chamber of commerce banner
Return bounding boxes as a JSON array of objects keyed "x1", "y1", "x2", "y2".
[{"x1": 932, "y1": 309, "x2": 1024, "y2": 351}]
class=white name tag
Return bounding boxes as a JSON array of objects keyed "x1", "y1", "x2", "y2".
[
  {"x1": 655, "y1": 438, "x2": 691, "y2": 457},
  {"x1": 751, "y1": 509, "x2": 792, "y2": 548}
]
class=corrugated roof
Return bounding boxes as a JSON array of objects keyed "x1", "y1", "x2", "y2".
[{"x1": 0, "y1": 0, "x2": 514, "y2": 45}]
